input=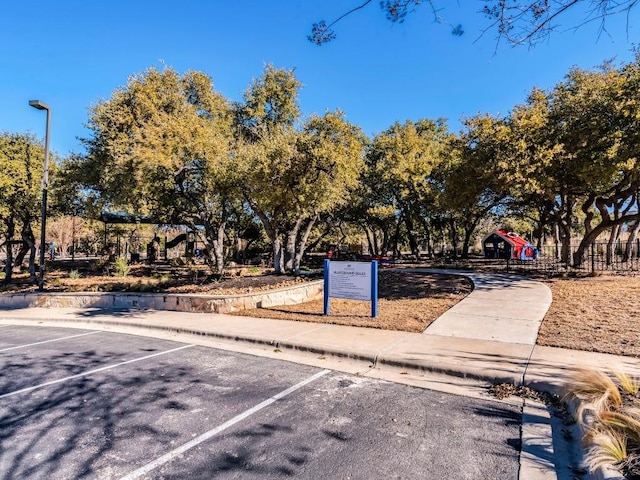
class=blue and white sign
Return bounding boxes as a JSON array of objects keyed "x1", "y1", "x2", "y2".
[{"x1": 324, "y1": 260, "x2": 379, "y2": 317}]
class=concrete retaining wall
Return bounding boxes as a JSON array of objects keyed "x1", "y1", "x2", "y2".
[{"x1": 0, "y1": 280, "x2": 324, "y2": 314}]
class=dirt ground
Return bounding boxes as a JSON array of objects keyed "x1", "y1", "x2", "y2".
[
  {"x1": 232, "y1": 270, "x2": 473, "y2": 332},
  {"x1": 537, "y1": 275, "x2": 640, "y2": 358},
  {"x1": 3, "y1": 261, "x2": 640, "y2": 358},
  {"x1": 235, "y1": 271, "x2": 640, "y2": 358}
]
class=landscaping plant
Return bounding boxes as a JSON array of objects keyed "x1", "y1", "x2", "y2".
[
  {"x1": 567, "y1": 369, "x2": 640, "y2": 479},
  {"x1": 112, "y1": 257, "x2": 130, "y2": 278}
]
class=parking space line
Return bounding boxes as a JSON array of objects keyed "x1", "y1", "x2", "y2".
[
  {"x1": 0, "y1": 344, "x2": 195, "y2": 399},
  {"x1": 119, "y1": 369, "x2": 332, "y2": 480},
  {"x1": 0, "y1": 331, "x2": 101, "y2": 352}
]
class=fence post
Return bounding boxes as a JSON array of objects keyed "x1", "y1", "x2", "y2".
[{"x1": 591, "y1": 242, "x2": 595, "y2": 273}]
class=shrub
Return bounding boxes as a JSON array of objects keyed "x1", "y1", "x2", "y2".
[
  {"x1": 567, "y1": 369, "x2": 622, "y2": 423},
  {"x1": 568, "y1": 369, "x2": 640, "y2": 478},
  {"x1": 112, "y1": 257, "x2": 130, "y2": 277},
  {"x1": 585, "y1": 429, "x2": 628, "y2": 472},
  {"x1": 615, "y1": 371, "x2": 640, "y2": 396}
]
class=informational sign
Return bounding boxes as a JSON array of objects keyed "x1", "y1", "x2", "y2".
[{"x1": 324, "y1": 260, "x2": 378, "y2": 318}]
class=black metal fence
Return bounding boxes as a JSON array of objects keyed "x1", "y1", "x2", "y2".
[{"x1": 506, "y1": 241, "x2": 640, "y2": 274}]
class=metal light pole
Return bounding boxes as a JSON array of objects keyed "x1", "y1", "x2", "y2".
[{"x1": 29, "y1": 100, "x2": 51, "y2": 292}]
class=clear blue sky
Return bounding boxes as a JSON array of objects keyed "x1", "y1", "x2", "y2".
[{"x1": 2, "y1": 1, "x2": 639, "y2": 156}]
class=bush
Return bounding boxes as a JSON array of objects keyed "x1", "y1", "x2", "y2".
[
  {"x1": 567, "y1": 369, "x2": 640, "y2": 478},
  {"x1": 112, "y1": 257, "x2": 130, "y2": 277}
]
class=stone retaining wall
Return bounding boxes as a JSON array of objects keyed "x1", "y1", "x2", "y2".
[{"x1": 0, "y1": 280, "x2": 324, "y2": 314}]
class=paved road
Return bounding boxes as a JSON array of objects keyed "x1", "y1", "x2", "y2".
[{"x1": 0, "y1": 325, "x2": 521, "y2": 479}]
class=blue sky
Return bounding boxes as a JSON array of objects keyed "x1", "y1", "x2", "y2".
[{"x1": 2, "y1": 1, "x2": 639, "y2": 156}]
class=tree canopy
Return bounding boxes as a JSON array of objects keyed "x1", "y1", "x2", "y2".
[
  {"x1": 236, "y1": 65, "x2": 366, "y2": 273},
  {"x1": 309, "y1": 1, "x2": 638, "y2": 47},
  {"x1": 67, "y1": 67, "x2": 234, "y2": 273},
  {"x1": 0, "y1": 133, "x2": 47, "y2": 283},
  {"x1": 9, "y1": 55, "x2": 640, "y2": 278}
]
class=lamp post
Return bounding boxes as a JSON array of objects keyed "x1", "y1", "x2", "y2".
[{"x1": 29, "y1": 100, "x2": 51, "y2": 292}]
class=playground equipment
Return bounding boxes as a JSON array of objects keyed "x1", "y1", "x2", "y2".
[
  {"x1": 163, "y1": 231, "x2": 198, "y2": 260},
  {"x1": 483, "y1": 230, "x2": 538, "y2": 260}
]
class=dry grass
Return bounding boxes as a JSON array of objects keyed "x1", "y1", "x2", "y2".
[
  {"x1": 566, "y1": 369, "x2": 640, "y2": 478},
  {"x1": 237, "y1": 272, "x2": 640, "y2": 349},
  {"x1": 537, "y1": 276, "x2": 640, "y2": 358},
  {"x1": 0, "y1": 263, "x2": 311, "y2": 295},
  {"x1": 567, "y1": 369, "x2": 623, "y2": 424},
  {"x1": 4, "y1": 261, "x2": 640, "y2": 357},
  {"x1": 231, "y1": 270, "x2": 473, "y2": 333}
]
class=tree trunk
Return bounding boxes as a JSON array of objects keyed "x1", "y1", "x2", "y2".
[
  {"x1": 558, "y1": 222, "x2": 572, "y2": 266},
  {"x1": 272, "y1": 236, "x2": 284, "y2": 274},
  {"x1": 449, "y1": 218, "x2": 459, "y2": 259},
  {"x1": 403, "y1": 210, "x2": 420, "y2": 260},
  {"x1": 422, "y1": 221, "x2": 432, "y2": 259},
  {"x1": 306, "y1": 219, "x2": 334, "y2": 253},
  {"x1": 21, "y1": 222, "x2": 37, "y2": 284},
  {"x1": 623, "y1": 218, "x2": 640, "y2": 262},
  {"x1": 363, "y1": 226, "x2": 375, "y2": 256},
  {"x1": 14, "y1": 242, "x2": 28, "y2": 269},
  {"x1": 211, "y1": 222, "x2": 226, "y2": 275},
  {"x1": 574, "y1": 192, "x2": 640, "y2": 267},
  {"x1": 573, "y1": 219, "x2": 612, "y2": 267},
  {"x1": 606, "y1": 224, "x2": 621, "y2": 266},
  {"x1": 381, "y1": 223, "x2": 391, "y2": 256},
  {"x1": 392, "y1": 217, "x2": 402, "y2": 258},
  {"x1": 293, "y1": 214, "x2": 318, "y2": 273},
  {"x1": 3, "y1": 217, "x2": 15, "y2": 285},
  {"x1": 284, "y1": 216, "x2": 304, "y2": 273},
  {"x1": 246, "y1": 198, "x2": 282, "y2": 274},
  {"x1": 462, "y1": 225, "x2": 473, "y2": 260},
  {"x1": 371, "y1": 228, "x2": 379, "y2": 256}
]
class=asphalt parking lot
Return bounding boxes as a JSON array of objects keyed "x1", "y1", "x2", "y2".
[{"x1": 0, "y1": 325, "x2": 521, "y2": 479}]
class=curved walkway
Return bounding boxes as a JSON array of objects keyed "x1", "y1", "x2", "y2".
[
  {"x1": 0, "y1": 269, "x2": 636, "y2": 391},
  {"x1": 1, "y1": 269, "x2": 639, "y2": 480},
  {"x1": 419, "y1": 268, "x2": 552, "y2": 344}
]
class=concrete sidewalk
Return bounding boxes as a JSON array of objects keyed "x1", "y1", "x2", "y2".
[
  {"x1": 0, "y1": 269, "x2": 638, "y2": 480},
  {"x1": 0, "y1": 270, "x2": 637, "y2": 394}
]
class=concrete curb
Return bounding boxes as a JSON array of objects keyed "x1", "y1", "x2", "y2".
[
  {"x1": 0, "y1": 311, "x2": 559, "y2": 389},
  {"x1": 4, "y1": 270, "x2": 638, "y2": 480},
  {"x1": 0, "y1": 313, "x2": 563, "y2": 480},
  {"x1": 520, "y1": 400, "x2": 556, "y2": 480}
]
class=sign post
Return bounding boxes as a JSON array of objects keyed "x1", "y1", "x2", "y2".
[{"x1": 324, "y1": 259, "x2": 379, "y2": 318}]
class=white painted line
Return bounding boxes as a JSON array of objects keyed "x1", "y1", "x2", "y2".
[
  {"x1": 0, "y1": 331, "x2": 101, "y2": 352},
  {"x1": 120, "y1": 369, "x2": 332, "y2": 480},
  {"x1": 0, "y1": 344, "x2": 195, "y2": 399}
]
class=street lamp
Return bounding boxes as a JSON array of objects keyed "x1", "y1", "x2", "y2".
[{"x1": 29, "y1": 99, "x2": 51, "y2": 292}]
